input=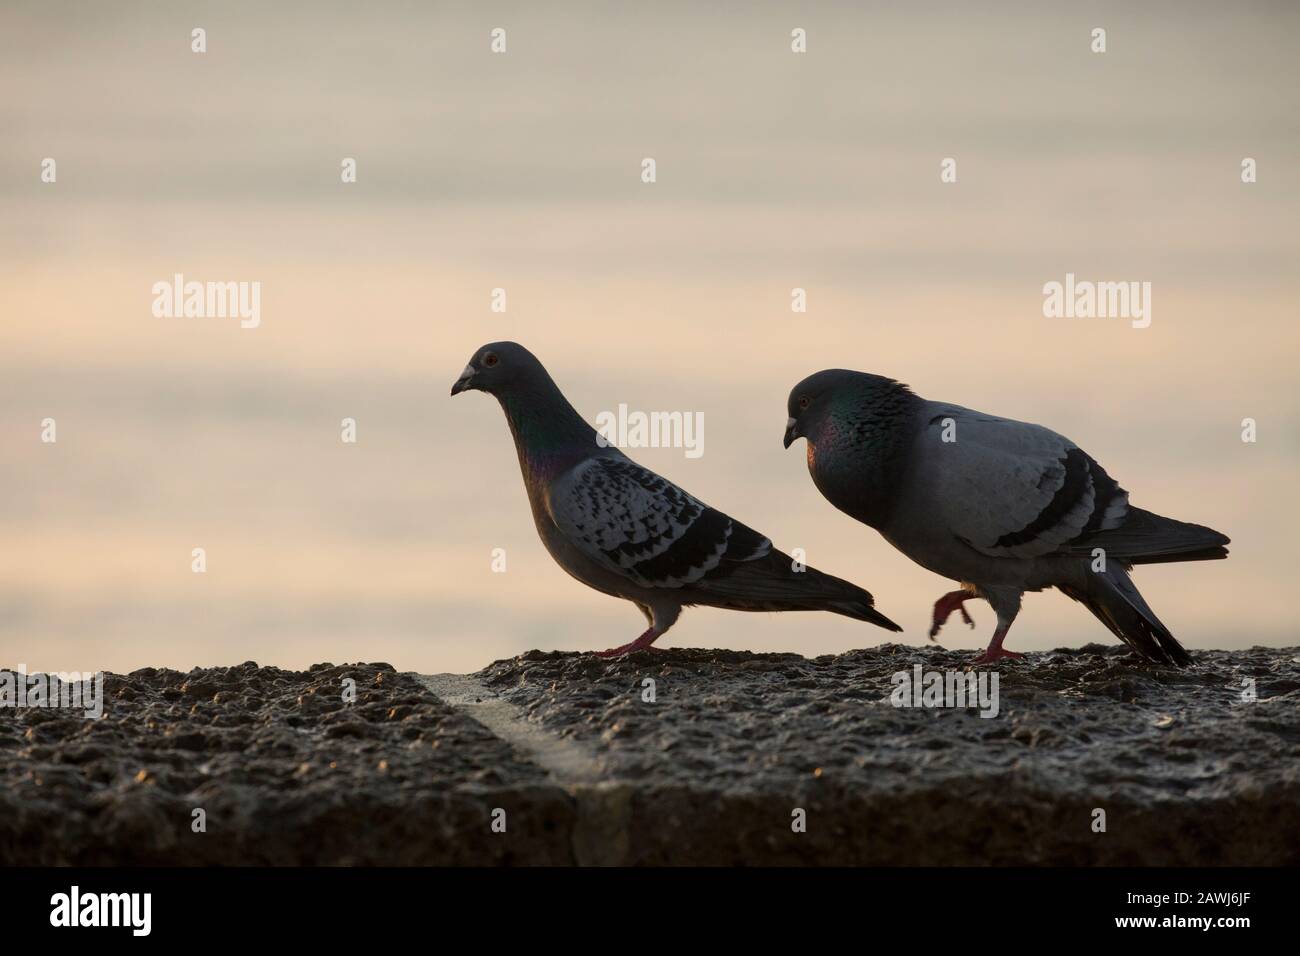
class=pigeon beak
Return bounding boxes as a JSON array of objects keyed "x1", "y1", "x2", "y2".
[
  {"x1": 450, "y1": 365, "x2": 476, "y2": 396},
  {"x1": 783, "y1": 417, "x2": 799, "y2": 449}
]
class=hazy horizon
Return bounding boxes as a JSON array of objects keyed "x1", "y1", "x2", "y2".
[{"x1": 2, "y1": 1, "x2": 1297, "y2": 674}]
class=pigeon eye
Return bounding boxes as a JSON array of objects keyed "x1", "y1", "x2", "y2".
[
  {"x1": 798, "y1": 396, "x2": 811, "y2": 411},
  {"x1": 483, "y1": 352, "x2": 499, "y2": 368}
]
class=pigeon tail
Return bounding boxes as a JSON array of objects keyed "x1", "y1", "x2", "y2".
[
  {"x1": 689, "y1": 550, "x2": 903, "y2": 632},
  {"x1": 1068, "y1": 507, "x2": 1229, "y2": 566},
  {"x1": 1058, "y1": 565, "x2": 1191, "y2": 666}
]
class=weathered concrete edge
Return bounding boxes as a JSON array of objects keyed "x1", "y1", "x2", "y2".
[
  {"x1": 416, "y1": 674, "x2": 605, "y2": 784},
  {"x1": 411, "y1": 669, "x2": 1300, "y2": 866},
  {"x1": 415, "y1": 673, "x2": 633, "y2": 864}
]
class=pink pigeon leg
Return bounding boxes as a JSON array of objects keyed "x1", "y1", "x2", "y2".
[
  {"x1": 929, "y1": 589, "x2": 977, "y2": 640},
  {"x1": 969, "y1": 623, "x2": 1024, "y2": 666},
  {"x1": 595, "y1": 627, "x2": 664, "y2": 658}
]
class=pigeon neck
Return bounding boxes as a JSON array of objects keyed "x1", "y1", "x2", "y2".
[
  {"x1": 812, "y1": 386, "x2": 920, "y2": 528},
  {"x1": 496, "y1": 380, "x2": 600, "y2": 478}
]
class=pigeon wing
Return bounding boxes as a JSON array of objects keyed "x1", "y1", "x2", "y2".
[
  {"x1": 916, "y1": 405, "x2": 1128, "y2": 559},
  {"x1": 546, "y1": 456, "x2": 771, "y2": 589}
]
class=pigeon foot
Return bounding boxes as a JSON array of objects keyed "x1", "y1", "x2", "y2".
[
  {"x1": 929, "y1": 590, "x2": 977, "y2": 640},
  {"x1": 595, "y1": 628, "x2": 662, "y2": 658},
  {"x1": 968, "y1": 646, "x2": 1024, "y2": 666},
  {"x1": 966, "y1": 622, "x2": 1023, "y2": 666}
]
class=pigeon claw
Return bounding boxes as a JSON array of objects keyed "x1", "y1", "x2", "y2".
[
  {"x1": 929, "y1": 590, "x2": 977, "y2": 641},
  {"x1": 968, "y1": 647, "x2": 1024, "y2": 667},
  {"x1": 594, "y1": 628, "x2": 663, "y2": 658}
]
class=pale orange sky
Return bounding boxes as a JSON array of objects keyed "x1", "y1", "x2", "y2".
[{"x1": 2, "y1": 1, "x2": 1297, "y2": 673}]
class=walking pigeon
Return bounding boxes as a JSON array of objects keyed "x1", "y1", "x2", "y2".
[
  {"x1": 450, "y1": 342, "x2": 901, "y2": 655},
  {"x1": 783, "y1": 370, "x2": 1229, "y2": 666}
]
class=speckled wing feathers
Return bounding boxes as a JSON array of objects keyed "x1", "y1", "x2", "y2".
[{"x1": 546, "y1": 457, "x2": 771, "y2": 589}]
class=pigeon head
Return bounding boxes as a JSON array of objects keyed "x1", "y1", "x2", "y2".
[
  {"x1": 784, "y1": 369, "x2": 861, "y2": 448},
  {"x1": 450, "y1": 341, "x2": 602, "y2": 480},
  {"x1": 784, "y1": 369, "x2": 912, "y2": 448},
  {"x1": 450, "y1": 341, "x2": 546, "y2": 398}
]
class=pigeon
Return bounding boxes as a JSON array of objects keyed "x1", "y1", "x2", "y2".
[
  {"x1": 783, "y1": 370, "x2": 1229, "y2": 666},
  {"x1": 450, "y1": 342, "x2": 901, "y2": 655}
]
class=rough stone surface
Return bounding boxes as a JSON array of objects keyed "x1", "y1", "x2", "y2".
[
  {"x1": 0, "y1": 663, "x2": 573, "y2": 865},
  {"x1": 1, "y1": 646, "x2": 1296, "y2": 865},
  {"x1": 481, "y1": 643, "x2": 1300, "y2": 865}
]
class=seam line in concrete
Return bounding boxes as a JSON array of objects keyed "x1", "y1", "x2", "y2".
[{"x1": 414, "y1": 673, "x2": 605, "y2": 785}]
